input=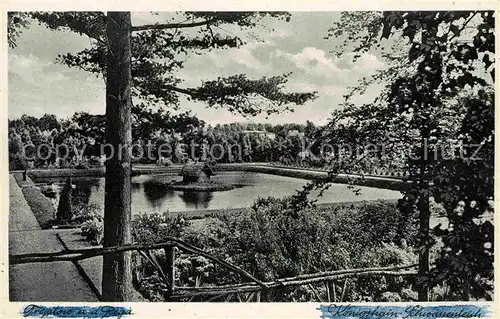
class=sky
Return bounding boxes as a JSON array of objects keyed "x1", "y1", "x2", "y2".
[{"x1": 8, "y1": 12, "x2": 387, "y2": 125}]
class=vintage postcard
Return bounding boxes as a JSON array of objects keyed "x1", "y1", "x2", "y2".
[{"x1": 1, "y1": 0, "x2": 498, "y2": 318}]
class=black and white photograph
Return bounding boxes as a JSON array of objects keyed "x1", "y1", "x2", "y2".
[{"x1": 4, "y1": 5, "x2": 495, "y2": 313}]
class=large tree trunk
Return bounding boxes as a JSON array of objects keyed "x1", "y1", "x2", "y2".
[
  {"x1": 417, "y1": 133, "x2": 430, "y2": 302},
  {"x1": 102, "y1": 11, "x2": 133, "y2": 301},
  {"x1": 417, "y1": 188, "x2": 430, "y2": 301}
]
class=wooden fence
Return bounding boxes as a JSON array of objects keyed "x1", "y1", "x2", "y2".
[{"x1": 10, "y1": 237, "x2": 417, "y2": 302}]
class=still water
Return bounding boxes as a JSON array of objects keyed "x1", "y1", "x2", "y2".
[{"x1": 35, "y1": 172, "x2": 402, "y2": 214}]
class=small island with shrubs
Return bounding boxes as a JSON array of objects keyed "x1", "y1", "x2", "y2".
[{"x1": 167, "y1": 161, "x2": 235, "y2": 191}]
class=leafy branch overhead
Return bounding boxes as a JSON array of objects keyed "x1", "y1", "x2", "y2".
[
  {"x1": 9, "y1": 11, "x2": 314, "y2": 116},
  {"x1": 323, "y1": 10, "x2": 494, "y2": 300},
  {"x1": 162, "y1": 74, "x2": 316, "y2": 117},
  {"x1": 327, "y1": 11, "x2": 495, "y2": 101}
]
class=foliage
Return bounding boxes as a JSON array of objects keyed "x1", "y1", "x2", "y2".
[
  {"x1": 8, "y1": 113, "x2": 323, "y2": 167},
  {"x1": 73, "y1": 202, "x2": 103, "y2": 224},
  {"x1": 81, "y1": 218, "x2": 104, "y2": 245},
  {"x1": 9, "y1": 12, "x2": 316, "y2": 118},
  {"x1": 9, "y1": 154, "x2": 28, "y2": 170},
  {"x1": 429, "y1": 90, "x2": 494, "y2": 300},
  {"x1": 191, "y1": 73, "x2": 316, "y2": 116},
  {"x1": 130, "y1": 199, "x2": 419, "y2": 301},
  {"x1": 7, "y1": 12, "x2": 30, "y2": 48},
  {"x1": 132, "y1": 212, "x2": 190, "y2": 244},
  {"x1": 77, "y1": 203, "x2": 104, "y2": 244},
  {"x1": 327, "y1": 11, "x2": 494, "y2": 97},
  {"x1": 133, "y1": 272, "x2": 167, "y2": 302},
  {"x1": 75, "y1": 162, "x2": 90, "y2": 169},
  {"x1": 71, "y1": 183, "x2": 92, "y2": 210},
  {"x1": 131, "y1": 212, "x2": 196, "y2": 298},
  {"x1": 323, "y1": 10, "x2": 495, "y2": 300},
  {"x1": 200, "y1": 198, "x2": 417, "y2": 281}
]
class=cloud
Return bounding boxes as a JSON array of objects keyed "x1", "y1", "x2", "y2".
[
  {"x1": 9, "y1": 53, "x2": 50, "y2": 85},
  {"x1": 267, "y1": 46, "x2": 385, "y2": 98},
  {"x1": 275, "y1": 47, "x2": 385, "y2": 80},
  {"x1": 9, "y1": 53, "x2": 41, "y2": 69},
  {"x1": 288, "y1": 82, "x2": 341, "y2": 98},
  {"x1": 8, "y1": 12, "x2": 387, "y2": 125},
  {"x1": 231, "y1": 41, "x2": 274, "y2": 71},
  {"x1": 277, "y1": 47, "x2": 342, "y2": 75},
  {"x1": 9, "y1": 53, "x2": 76, "y2": 85},
  {"x1": 336, "y1": 52, "x2": 386, "y2": 71},
  {"x1": 9, "y1": 51, "x2": 105, "y2": 119}
]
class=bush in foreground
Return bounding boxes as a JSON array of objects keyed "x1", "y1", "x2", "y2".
[
  {"x1": 81, "y1": 218, "x2": 104, "y2": 245},
  {"x1": 127, "y1": 198, "x2": 420, "y2": 302}
]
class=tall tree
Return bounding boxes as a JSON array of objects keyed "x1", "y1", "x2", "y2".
[
  {"x1": 325, "y1": 11, "x2": 494, "y2": 301},
  {"x1": 101, "y1": 12, "x2": 133, "y2": 301},
  {"x1": 9, "y1": 11, "x2": 316, "y2": 301}
]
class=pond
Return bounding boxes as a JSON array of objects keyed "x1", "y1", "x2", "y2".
[{"x1": 34, "y1": 171, "x2": 402, "y2": 214}]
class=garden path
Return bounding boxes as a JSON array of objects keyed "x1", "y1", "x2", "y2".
[{"x1": 9, "y1": 174, "x2": 98, "y2": 301}]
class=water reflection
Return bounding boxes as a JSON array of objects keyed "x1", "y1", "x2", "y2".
[
  {"x1": 33, "y1": 172, "x2": 402, "y2": 213},
  {"x1": 178, "y1": 191, "x2": 213, "y2": 209},
  {"x1": 143, "y1": 181, "x2": 175, "y2": 210}
]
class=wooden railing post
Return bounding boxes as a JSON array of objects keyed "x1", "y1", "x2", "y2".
[
  {"x1": 332, "y1": 281, "x2": 336, "y2": 302},
  {"x1": 325, "y1": 281, "x2": 331, "y2": 302},
  {"x1": 10, "y1": 239, "x2": 420, "y2": 302},
  {"x1": 164, "y1": 245, "x2": 176, "y2": 297}
]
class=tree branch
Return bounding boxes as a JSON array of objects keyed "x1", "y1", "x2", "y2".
[
  {"x1": 162, "y1": 84, "x2": 198, "y2": 97},
  {"x1": 132, "y1": 18, "x2": 216, "y2": 32},
  {"x1": 449, "y1": 11, "x2": 478, "y2": 42}
]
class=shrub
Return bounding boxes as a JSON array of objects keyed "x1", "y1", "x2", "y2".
[
  {"x1": 73, "y1": 202, "x2": 103, "y2": 224},
  {"x1": 60, "y1": 161, "x2": 72, "y2": 169},
  {"x1": 380, "y1": 291, "x2": 402, "y2": 302},
  {"x1": 72, "y1": 184, "x2": 92, "y2": 211},
  {"x1": 27, "y1": 168, "x2": 105, "y2": 179},
  {"x1": 131, "y1": 213, "x2": 198, "y2": 299},
  {"x1": 81, "y1": 218, "x2": 103, "y2": 245},
  {"x1": 197, "y1": 199, "x2": 419, "y2": 295},
  {"x1": 131, "y1": 197, "x2": 419, "y2": 301},
  {"x1": 354, "y1": 200, "x2": 418, "y2": 248},
  {"x1": 57, "y1": 177, "x2": 73, "y2": 222},
  {"x1": 132, "y1": 212, "x2": 189, "y2": 244},
  {"x1": 429, "y1": 197, "x2": 446, "y2": 217},
  {"x1": 74, "y1": 203, "x2": 104, "y2": 245},
  {"x1": 347, "y1": 242, "x2": 418, "y2": 301}
]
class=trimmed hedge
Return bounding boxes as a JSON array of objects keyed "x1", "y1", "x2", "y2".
[
  {"x1": 21, "y1": 186, "x2": 56, "y2": 229},
  {"x1": 12, "y1": 171, "x2": 56, "y2": 228},
  {"x1": 243, "y1": 165, "x2": 409, "y2": 191},
  {"x1": 132, "y1": 166, "x2": 181, "y2": 176},
  {"x1": 27, "y1": 168, "x2": 105, "y2": 179},
  {"x1": 27, "y1": 166, "x2": 179, "y2": 178}
]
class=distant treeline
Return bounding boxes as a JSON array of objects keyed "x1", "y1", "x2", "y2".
[{"x1": 8, "y1": 112, "x2": 324, "y2": 170}]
